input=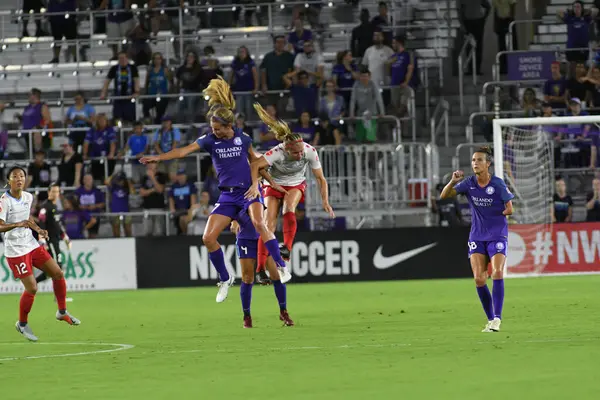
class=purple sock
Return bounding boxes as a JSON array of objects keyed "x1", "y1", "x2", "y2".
[
  {"x1": 272, "y1": 279, "x2": 287, "y2": 311},
  {"x1": 240, "y1": 282, "x2": 253, "y2": 317},
  {"x1": 264, "y1": 239, "x2": 285, "y2": 268},
  {"x1": 208, "y1": 248, "x2": 230, "y2": 282},
  {"x1": 476, "y1": 285, "x2": 494, "y2": 321},
  {"x1": 492, "y1": 279, "x2": 504, "y2": 319}
]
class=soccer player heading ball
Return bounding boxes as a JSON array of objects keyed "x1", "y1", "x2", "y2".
[
  {"x1": 0, "y1": 167, "x2": 80, "y2": 342},
  {"x1": 440, "y1": 147, "x2": 514, "y2": 333}
]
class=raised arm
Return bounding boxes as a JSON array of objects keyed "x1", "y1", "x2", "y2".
[{"x1": 440, "y1": 170, "x2": 465, "y2": 199}]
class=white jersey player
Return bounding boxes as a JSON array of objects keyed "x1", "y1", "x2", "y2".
[
  {"x1": 246, "y1": 103, "x2": 334, "y2": 281},
  {"x1": 0, "y1": 166, "x2": 80, "y2": 342}
]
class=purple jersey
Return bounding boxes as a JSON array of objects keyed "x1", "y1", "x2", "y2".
[
  {"x1": 454, "y1": 175, "x2": 514, "y2": 242},
  {"x1": 109, "y1": 181, "x2": 130, "y2": 213},
  {"x1": 195, "y1": 127, "x2": 253, "y2": 189},
  {"x1": 62, "y1": 210, "x2": 91, "y2": 240},
  {"x1": 75, "y1": 186, "x2": 105, "y2": 208}
]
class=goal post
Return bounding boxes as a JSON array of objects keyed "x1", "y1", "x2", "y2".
[{"x1": 492, "y1": 115, "x2": 599, "y2": 277}]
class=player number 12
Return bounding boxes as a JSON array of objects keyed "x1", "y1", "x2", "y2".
[{"x1": 15, "y1": 262, "x2": 28, "y2": 275}]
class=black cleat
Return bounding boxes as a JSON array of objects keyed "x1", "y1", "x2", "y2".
[
  {"x1": 279, "y1": 243, "x2": 291, "y2": 261},
  {"x1": 256, "y1": 270, "x2": 271, "y2": 285}
]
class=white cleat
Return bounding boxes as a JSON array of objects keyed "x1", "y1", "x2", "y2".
[
  {"x1": 216, "y1": 275, "x2": 235, "y2": 303},
  {"x1": 56, "y1": 310, "x2": 81, "y2": 326},
  {"x1": 54, "y1": 297, "x2": 74, "y2": 303},
  {"x1": 490, "y1": 317, "x2": 501, "y2": 332},
  {"x1": 481, "y1": 321, "x2": 494, "y2": 333},
  {"x1": 278, "y1": 265, "x2": 292, "y2": 284},
  {"x1": 15, "y1": 321, "x2": 38, "y2": 342}
]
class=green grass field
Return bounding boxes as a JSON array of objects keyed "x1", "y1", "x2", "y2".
[{"x1": 1, "y1": 276, "x2": 599, "y2": 399}]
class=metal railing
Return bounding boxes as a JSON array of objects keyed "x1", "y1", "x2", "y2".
[
  {"x1": 458, "y1": 34, "x2": 477, "y2": 115},
  {"x1": 479, "y1": 79, "x2": 546, "y2": 112},
  {"x1": 429, "y1": 99, "x2": 449, "y2": 146}
]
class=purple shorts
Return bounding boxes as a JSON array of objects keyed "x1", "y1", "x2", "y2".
[
  {"x1": 468, "y1": 240, "x2": 507, "y2": 259},
  {"x1": 236, "y1": 238, "x2": 258, "y2": 259},
  {"x1": 211, "y1": 187, "x2": 264, "y2": 221}
]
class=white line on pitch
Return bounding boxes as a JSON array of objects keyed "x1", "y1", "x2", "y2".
[
  {"x1": 0, "y1": 342, "x2": 135, "y2": 362},
  {"x1": 167, "y1": 343, "x2": 412, "y2": 354}
]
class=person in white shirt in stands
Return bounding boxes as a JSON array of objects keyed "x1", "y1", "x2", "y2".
[
  {"x1": 293, "y1": 40, "x2": 325, "y2": 86},
  {"x1": 0, "y1": 166, "x2": 80, "y2": 342},
  {"x1": 361, "y1": 29, "x2": 394, "y2": 88}
]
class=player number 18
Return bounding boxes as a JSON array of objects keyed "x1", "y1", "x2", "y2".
[
  {"x1": 14, "y1": 262, "x2": 28, "y2": 275},
  {"x1": 468, "y1": 242, "x2": 477, "y2": 251}
]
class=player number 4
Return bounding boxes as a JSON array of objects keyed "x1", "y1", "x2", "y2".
[
  {"x1": 15, "y1": 262, "x2": 28, "y2": 275},
  {"x1": 241, "y1": 246, "x2": 248, "y2": 255}
]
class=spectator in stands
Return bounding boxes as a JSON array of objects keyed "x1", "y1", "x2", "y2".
[
  {"x1": 234, "y1": 113, "x2": 254, "y2": 137},
  {"x1": 493, "y1": 0, "x2": 517, "y2": 74},
  {"x1": 292, "y1": 112, "x2": 317, "y2": 145},
  {"x1": 143, "y1": 52, "x2": 172, "y2": 124},
  {"x1": 432, "y1": 183, "x2": 463, "y2": 227},
  {"x1": 521, "y1": 88, "x2": 541, "y2": 117},
  {"x1": 389, "y1": 36, "x2": 416, "y2": 117},
  {"x1": 362, "y1": 30, "x2": 394, "y2": 88},
  {"x1": 27, "y1": 150, "x2": 52, "y2": 201},
  {"x1": 567, "y1": 62, "x2": 592, "y2": 105},
  {"x1": 233, "y1": 0, "x2": 264, "y2": 27},
  {"x1": 153, "y1": 116, "x2": 181, "y2": 181},
  {"x1": 65, "y1": 92, "x2": 96, "y2": 152},
  {"x1": 188, "y1": 190, "x2": 213, "y2": 235},
  {"x1": 106, "y1": 170, "x2": 133, "y2": 237},
  {"x1": 562, "y1": 97, "x2": 591, "y2": 168},
  {"x1": 101, "y1": 0, "x2": 136, "y2": 60},
  {"x1": 168, "y1": 169, "x2": 197, "y2": 235},
  {"x1": 552, "y1": 177, "x2": 573, "y2": 223},
  {"x1": 314, "y1": 114, "x2": 343, "y2": 146},
  {"x1": 75, "y1": 174, "x2": 105, "y2": 238},
  {"x1": 586, "y1": 178, "x2": 600, "y2": 221},
  {"x1": 351, "y1": 9, "x2": 374, "y2": 59},
  {"x1": 260, "y1": 35, "x2": 295, "y2": 112},
  {"x1": 47, "y1": 0, "x2": 78, "y2": 63},
  {"x1": 558, "y1": 2, "x2": 597, "y2": 73},
  {"x1": 21, "y1": 0, "x2": 47, "y2": 37},
  {"x1": 258, "y1": 104, "x2": 281, "y2": 151},
  {"x1": 202, "y1": 165, "x2": 220, "y2": 204},
  {"x1": 125, "y1": 121, "x2": 149, "y2": 182},
  {"x1": 458, "y1": 0, "x2": 491, "y2": 75},
  {"x1": 58, "y1": 142, "x2": 83, "y2": 188},
  {"x1": 140, "y1": 162, "x2": 168, "y2": 236},
  {"x1": 293, "y1": 40, "x2": 325, "y2": 86},
  {"x1": 544, "y1": 62, "x2": 568, "y2": 112},
  {"x1": 319, "y1": 79, "x2": 345, "y2": 123},
  {"x1": 146, "y1": 0, "x2": 181, "y2": 59},
  {"x1": 201, "y1": 46, "x2": 223, "y2": 85},
  {"x1": 83, "y1": 113, "x2": 117, "y2": 181},
  {"x1": 582, "y1": 66, "x2": 600, "y2": 108},
  {"x1": 291, "y1": 1, "x2": 323, "y2": 33},
  {"x1": 332, "y1": 50, "x2": 359, "y2": 107},
  {"x1": 371, "y1": 2, "x2": 393, "y2": 46},
  {"x1": 349, "y1": 66, "x2": 385, "y2": 129},
  {"x1": 229, "y1": 46, "x2": 259, "y2": 121},
  {"x1": 16, "y1": 88, "x2": 52, "y2": 152},
  {"x1": 102, "y1": 52, "x2": 140, "y2": 125},
  {"x1": 287, "y1": 18, "x2": 313, "y2": 54},
  {"x1": 283, "y1": 70, "x2": 318, "y2": 118},
  {"x1": 62, "y1": 195, "x2": 97, "y2": 240},
  {"x1": 175, "y1": 51, "x2": 205, "y2": 123}
]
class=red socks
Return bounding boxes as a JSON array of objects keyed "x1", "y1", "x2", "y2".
[
  {"x1": 19, "y1": 291, "x2": 35, "y2": 324},
  {"x1": 53, "y1": 278, "x2": 67, "y2": 311},
  {"x1": 257, "y1": 240, "x2": 268, "y2": 273},
  {"x1": 282, "y1": 212, "x2": 297, "y2": 251}
]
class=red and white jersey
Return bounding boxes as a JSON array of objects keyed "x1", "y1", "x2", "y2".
[
  {"x1": 262, "y1": 143, "x2": 322, "y2": 186},
  {"x1": 0, "y1": 191, "x2": 39, "y2": 258}
]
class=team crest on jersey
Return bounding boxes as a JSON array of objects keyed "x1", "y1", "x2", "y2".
[
  {"x1": 486, "y1": 186, "x2": 495, "y2": 195},
  {"x1": 266, "y1": 150, "x2": 273, "y2": 156},
  {"x1": 495, "y1": 242, "x2": 505, "y2": 250},
  {"x1": 233, "y1": 137, "x2": 242, "y2": 146}
]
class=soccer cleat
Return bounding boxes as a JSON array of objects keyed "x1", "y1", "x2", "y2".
[
  {"x1": 490, "y1": 317, "x2": 501, "y2": 332},
  {"x1": 481, "y1": 321, "x2": 494, "y2": 333},
  {"x1": 56, "y1": 310, "x2": 81, "y2": 326},
  {"x1": 15, "y1": 322, "x2": 38, "y2": 342},
  {"x1": 243, "y1": 315, "x2": 253, "y2": 328},
  {"x1": 279, "y1": 243, "x2": 291, "y2": 262},
  {"x1": 54, "y1": 297, "x2": 74, "y2": 303},
  {"x1": 256, "y1": 270, "x2": 271, "y2": 285},
  {"x1": 278, "y1": 265, "x2": 292, "y2": 284},
  {"x1": 216, "y1": 275, "x2": 235, "y2": 303},
  {"x1": 279, "y1": 310, "x2": 294, "y2": 327}
]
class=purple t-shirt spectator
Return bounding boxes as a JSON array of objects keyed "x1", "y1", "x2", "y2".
[
  {"x1": 109, "y1": 181, "x2": 130, "y2": 213},
  {"x1": 85, "y1": 127, "x2": 117, "y2": 157},
  {"x1": 290, "y1": 84, "x2": 318, "y2": 117},
  {"x1": 75, "y1": 187, "x2": 105, "y2": 209},
  {"x1": 62, "y1": 210, "x2": 91, "y2": 240},
  {"x1": 231, "y1": 59, "x2": 256, "y2": 92},
  {"x1": 169, "y1": 182, "x2": 197, "y2": 210},
  {"x1": 332, "y1": 63, "x2": 357, "y2": 91},
  {"x1": 563, "y1": 13, "x2": 593, "y2": 48},
  {"x1": 293, "y1": 125, "x2": 316, "y2": 143},
  {"x1": 259, "y1": 123, "x2": 280, "y2": 150},
  {"x1": 288, "y1": 29, "x2": 313, "y2": 54},
  {"x1": 544, "y1": 78, "x2": 568, "y2": 110}
]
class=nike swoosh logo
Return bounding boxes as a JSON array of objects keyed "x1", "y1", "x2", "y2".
[
  {"x1": 373, "y1": 243, "x2": 438, "y2": 270},
  {"x1": 215, "y1": 141, "x2": 221, "y2": 144}
]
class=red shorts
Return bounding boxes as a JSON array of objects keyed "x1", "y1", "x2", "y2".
[
  {"x1": 6, "y1": 246, "x2": 52, "y2": 279},
  {"x1": 263, "y1": 181, "x2": 307, "y2": 203}
]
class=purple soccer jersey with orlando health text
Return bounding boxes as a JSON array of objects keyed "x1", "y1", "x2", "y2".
[{"x1": 454, "y1": 175, "x2": 514, "y2": 258}]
